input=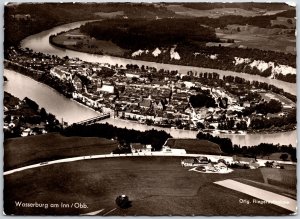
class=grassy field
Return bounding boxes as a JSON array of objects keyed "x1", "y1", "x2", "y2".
[
  {"x1": 94, "y1": 11, "x2": 124, "y2": 18},
  {"x1": 4, "y1": 133, "x2": 118, "y2": 170},
  {"x1": 4, "y1": 157, "x2": 294, "y2": 215},
  {"x1": 236, "y1": 166, "x2": 297, "y2": 200},
  {"x1": 165, "y1": 138, "x2": 222, "y2": 154},
  {"x1": 52, "y1": 29, "x2": 127, "y2": 56},
  {"x1": 216, "y1": 29, "x2": 295, "y2": 54},
  {"x1": 260, "y1": 166, "x2": 297, "y2": 190},
  {"x1": 259, "y1": 92, "x2": 296, "y2": 107},
  {"x1": 259, "y1": 152, "x2": 293, "y2": 161},
  {"x1": 166, "y1": 4, "x2": 272, "y2": 18}
]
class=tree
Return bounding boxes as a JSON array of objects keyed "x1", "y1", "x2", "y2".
[
  {"x1": 279, "y1": 153, "x2": 289, "y2": 161},
  {"x1": 23, "y1": 97, "x2": 39, "y2": 111},
  {"x1": 268, "y1": 99, "x2": 282, "y2": 113},
  {"x1": 40, "y1": 107, "x2": 47, "y2": 120},
  {"x1": 189, "y1": 93, "x2": 216, "y2": 108},
  {"x1": 197, "y1": 122, "x2": 205, "y2": 129},
  {"x1": 196, "y1": 132, "x2": 233, "y2": 154}
]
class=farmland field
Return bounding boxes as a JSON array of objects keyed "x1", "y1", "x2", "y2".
[
  {"x1": 166, "y1": 4, "x2": 282, "y2": 18},
  {"x1": 165, "y1": 138, "x2": 222, "y2": 154},
  {"x1": 94, "y1": 11, "x2": 124, "y2": 18},
  {"x1": 4, "y1": 156, "x2": 295, "y2": 215},
  {"x1": 216, "y1": 30, "x2": 295, "y2": 54},
  {"x1": 4, "y1": 133, "x2": 118, "y2": 171},
  {"x1": 235, "y1": 168, "x2": 296, "y2": 200}
]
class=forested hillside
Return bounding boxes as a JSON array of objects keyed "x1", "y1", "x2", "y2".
[{"x1": 80, "y1": 19, "x2": 218, "y2": 50}]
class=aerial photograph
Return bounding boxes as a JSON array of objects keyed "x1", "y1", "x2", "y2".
[{"x1": 3, "y1": 1, "x2": 297, "y2": 216}]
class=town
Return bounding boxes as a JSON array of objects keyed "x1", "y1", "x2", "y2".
[{"x1": 5, "y1": 46, "x2": 296, "y2": 135}]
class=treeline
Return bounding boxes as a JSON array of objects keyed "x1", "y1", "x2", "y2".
[
  {"x1": 128, "y1": 41, "x2": 295, "y2": 82},
  {"x1": 191, "y1": 10, "x2": 295, "y2": 29},
  {"x1": 196, "y1": 132, "x2": 296, "y2": 161},
  {"x1": 5, "y1": 3, "x2": 176, "y2": 48},
  {"x1": 249, "y1": 111, "x2": 296, "y2": 130},
  {"x1": 62, "y1": 123, "x2": 171, "y2": 151},
  {"x1": 178, "y1": 44, "x2": 296, "y2": 69},
  {"x1": 80, "y1": 18, "x2": 218, "y2": 50},
  {"x1": 275, "y1": 73, "x2": 296, "y2": 83},
  {"x1": 255, "y1": 99, "x2": 282, "y2": 114},
  {"x1": 197, "y1": 132, "x2": 233, "y2": 154},
  {"x1": 5, "y1": 3, "x2": 98, "y2": 48}
]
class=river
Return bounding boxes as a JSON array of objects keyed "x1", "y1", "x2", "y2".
[
  {"x1": 21, "y1": 20, "x2": 296, "y2": 95},
  {"x1": 4, "y1": 20, "x2": 296, "y2": 147}
]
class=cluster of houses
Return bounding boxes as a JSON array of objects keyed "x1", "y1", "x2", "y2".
[
  {"x1": 116, "y1": 84, "x2": 193, "y2": 126},
  {"x1": 181, "y1": 154, "x2": 284, "y2": 174},
  {"x1": 130, "y1": 143, "x2": 152, "y2": 153},
  {"x1": 6, "y1": 47, "x2": 61, "y2": 73},
  {"x1": 49, "y1": 64, "x2": 197, "y2": 127},
  {"x1": 123, "y1": 144, "x2": 186, "y2": 155},
  {"x1": 3, "y1": 95, "x2": 49, "y2": 138},
  {"x1": 181, "y1": 156, "x2": 230, "y2": 173}
]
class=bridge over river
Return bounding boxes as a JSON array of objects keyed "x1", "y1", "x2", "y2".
[{"x1": 74, "y1": 113, "x2": 110, "y2": 126}]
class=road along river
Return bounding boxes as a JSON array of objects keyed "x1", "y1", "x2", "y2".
[{"x1": 4, "y1": 21, "x2": 296, "y2": 147}]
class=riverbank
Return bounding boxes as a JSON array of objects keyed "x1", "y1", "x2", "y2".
[
  {"x1": 111, "y1": 116, "x2": 297, "y2": 135},
  {"x1": 50, "y1": 27, "x2": 296, "y2": 83},
  {"x1": 4, "y1": 69, "x2": 100, "y2": 123}
]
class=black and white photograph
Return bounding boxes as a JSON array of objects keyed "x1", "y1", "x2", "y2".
[{"x1": 3, "y1": 1, "x2": 297, "y2": 216}]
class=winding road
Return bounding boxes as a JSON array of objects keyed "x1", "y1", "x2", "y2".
[{"x1": 4, "y1": 151, "x2": 295, "y2": 176}]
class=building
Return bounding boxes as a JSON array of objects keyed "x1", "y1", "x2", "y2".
[
  {"x1": 249, "y1": 160, "x2": 260, "y2": 169},
  {"x1": 131, "y1": 143, "x2": 152, "y2": 153},
  {"x1": 215, "y1": 162, "x2": 227, "y2": 170},
  {"x1": 139, "y1": 99, "x2": 152, "y2": 109},
  {"x1": 233, "y1": 155, "x2": 259, "y2": 169},
  {"x1": 50, "y1": 66, "x2": 72, "y2": 80},
  {"x1": 181, "y1": 156, "x2": 208, "y2": 167},
  {"x1": 232, "y1": 155, "x2": 256, "y2": 164},
  {"x1": 73, "y1": 75, "x2": 83, "y2": 91},
  {"x1": 98, "y1": 85, "x2": 115, "y2": 94}
]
